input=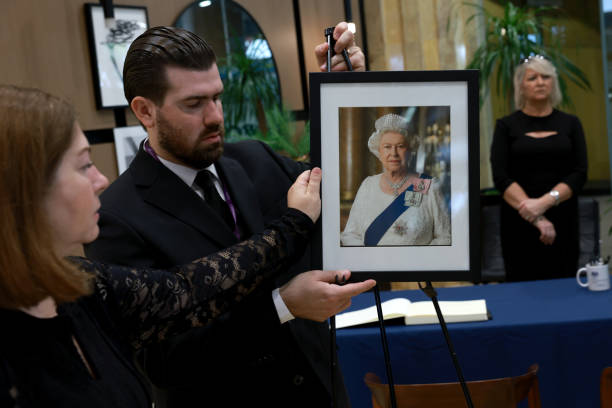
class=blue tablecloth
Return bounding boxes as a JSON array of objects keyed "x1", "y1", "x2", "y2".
[{"x1": 336, "y1": 278, "x2": 612, "y2": 408}]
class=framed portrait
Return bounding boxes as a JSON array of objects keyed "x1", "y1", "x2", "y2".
[
  {"x1": 113, "y1": 125, "x2": 147, "y2": 174},
  {"x1": 84, "y1": 3, "x2": 148, "y2": 109},
  {"x1": 309, "y1": 70, "x2": 480, "y2": 282}
]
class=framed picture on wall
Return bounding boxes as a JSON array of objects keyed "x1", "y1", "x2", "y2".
[
  {"x1": 309, "y1": 70, "x2": 480, "y2": 282},
  {"x1": 113, "y1": 125, "x2": 147, "y2": 174},
  {"x1": 84, "y1": 3, "x2": 148, "y2": 109}
]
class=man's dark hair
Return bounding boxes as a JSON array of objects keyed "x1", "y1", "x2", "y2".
[{"x1": 123, "y1": 26, "x2": 217, "y2": 106}]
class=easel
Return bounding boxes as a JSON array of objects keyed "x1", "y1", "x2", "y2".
[
  {"x1": 325, "y1": 26, "x2": 352, "y2": 407},
  {"x1": 330, "y1": 281, "x2": 475, "y2": 408},
  {"x1": 323, "y1": 29, "x2": 474, "y2": 407}
]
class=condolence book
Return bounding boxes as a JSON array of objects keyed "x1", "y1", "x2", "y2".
[{"x1": 335, "y1": 298, "x2": 489, "y2": 328}]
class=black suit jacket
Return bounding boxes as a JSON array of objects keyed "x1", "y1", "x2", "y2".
[{"x1": 85, "y1": 140, "x2": 349, "y2": 408}]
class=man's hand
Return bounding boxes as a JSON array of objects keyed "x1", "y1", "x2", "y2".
[
  {"x1": 287, "y1": 167, "x2": 321, "y2": 223},
  {"x1": 279, "y1": 269, "x2": 376, "y2": 322},
  {"x1": 314, "y1": 22, "x2": 365, "y2": 72},
  {"x1": 534, "y1": 216, "x2": 556, "y2": 245}
]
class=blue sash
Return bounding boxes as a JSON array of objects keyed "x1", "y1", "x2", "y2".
[
  {"x1": 364, "y1": 185, "x2": 414, "y2": 246},
  {"x1": 363, "y1": 173, "x2": 432, "y2": 246}
]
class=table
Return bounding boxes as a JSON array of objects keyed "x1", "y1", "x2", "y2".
[{"x1": 336, "y1": 278, "x2": 612, "y2": 408}]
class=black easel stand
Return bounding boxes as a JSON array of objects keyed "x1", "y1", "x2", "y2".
[
  {"x1": 331, "y1": 284, "x2": 400, "y2": 408},
  {"x1": 419, "y1": 281, "x2": 474, "y2": 408},
  {"x1": 327, "y1": 26, "x2": 353, "y2": 407},
  {"x1": 332, "y1": 280, "x2": 474, "y2": 408},
  {"x1": 330, "y1": 313, "x2": 338, "y2": 408},
  {"x1": 373, "y1": 284, "x2": 398, "y2": 408}
]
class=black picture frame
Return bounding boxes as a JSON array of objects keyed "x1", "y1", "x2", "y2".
[
  {"x1": 84, "y1": 3, "x2": 148, "y2": 109},
  {"x1": 309, "y1": 70, "x2": 480, "y2": 282}
]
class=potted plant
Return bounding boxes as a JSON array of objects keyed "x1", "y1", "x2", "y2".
[
  {"x1": 250, "y1": 104, "x2": 310, "y2": 161},
  {"x1": 464, "y1": 1, "x2": 591, "y2": 111},
  {"x1": 219, "y1": 34, "x2": 280, "y2": 140},
  {"x1": 219, "y1": 35, "x2": 308, "y2": 159}
]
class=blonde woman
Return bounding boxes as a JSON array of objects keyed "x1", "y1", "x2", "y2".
[{"x1": 490, "y1": 56, "x2": 587, "y2": 281}]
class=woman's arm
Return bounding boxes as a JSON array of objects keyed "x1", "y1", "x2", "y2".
[
  {"x1": 490, "y1": 119, "x2": 531, "y2": 209},
  {"x1": 563, "y1": 115, "x2": 588, "y2": 194},
  {"x1": 533, "y1": 215, "x2": 556, "y2": 245},
  {"x1": 517, "y1": 182, "x2": 572, "y2": 220},
  {"x1": 490, "y1": 119, "x2": 517, "y2": 198},
  {"x1": 502, "y1": 182, "x2": 530, "y2": 210},
  {"x1": 76, "y1": 170, "x2": 321, "y2": 349},
  {"x1": 491, "y1": 117, "x2": 552, "y2": 223},
  {"x1": 518, "y1": 115, "x2": 587, "y2": 220},
  {"x1": 76, "y1": 208, "x2": 314, "y2": 350}
]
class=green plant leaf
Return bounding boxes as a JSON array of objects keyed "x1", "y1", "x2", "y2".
[
  {"x1": 461, "y1": 1, "x2": 591, "y2": 111},
  {"x1": 219, "y1": 33, "x2": 281, "y2": 137}
]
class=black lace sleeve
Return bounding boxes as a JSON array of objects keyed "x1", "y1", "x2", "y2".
[{"x1": 71, "y1": 209, "x2": 313, "y2": 350}]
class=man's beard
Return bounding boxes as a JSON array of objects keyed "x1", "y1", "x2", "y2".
[{"x1": 156, "y1": 110, "x2": 224, "y2": 169}]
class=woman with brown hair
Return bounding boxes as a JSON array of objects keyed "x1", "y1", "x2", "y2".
[{"x1": 0, "y1": 85, "x2": 374, "y2": 407}]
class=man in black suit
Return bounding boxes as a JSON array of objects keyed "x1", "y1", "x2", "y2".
[{"x1": 85, "y1": 24, "x2": 370, "y2": 407}]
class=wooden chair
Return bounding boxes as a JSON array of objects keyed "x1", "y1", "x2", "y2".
[
  {"x1": 364, "y1": 364, "x2": 541, "y2": 408},
  {"x1": 601, "y1": 367, "x2": 612, "y2": 408}
]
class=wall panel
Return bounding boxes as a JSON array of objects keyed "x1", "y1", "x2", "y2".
[{"x1": 1, "y1": 0, "x2": 351, "y2": 182}]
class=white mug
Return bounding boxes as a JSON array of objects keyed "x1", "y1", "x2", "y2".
[{"x1": 576, "y1": 262, "x2": 611, "y2": 291}]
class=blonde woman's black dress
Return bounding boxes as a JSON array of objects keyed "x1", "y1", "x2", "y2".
[{"x1": 491, "y1": 109, "x2": 587, "y2": 281}]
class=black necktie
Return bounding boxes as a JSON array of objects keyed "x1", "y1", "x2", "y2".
[{"x1": 194, "y1": 170, "x2": 235, "y2": 229}]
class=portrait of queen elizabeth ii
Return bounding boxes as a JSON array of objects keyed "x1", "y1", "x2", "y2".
[{"x1": 340, "y1": 112, "x2": 451, "y2": 247}]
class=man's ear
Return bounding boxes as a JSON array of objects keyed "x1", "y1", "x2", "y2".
[{"x1": 130, "y1": 96, "x2": 157, "y2": 129}]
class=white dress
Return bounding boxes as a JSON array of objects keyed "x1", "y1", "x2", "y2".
[{"x1": 340, "y1": 174, "x2": 451, "y2": 246}]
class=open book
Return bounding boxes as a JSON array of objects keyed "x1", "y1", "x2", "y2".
[{"x1": 335, "y1": 298, "x2": 489, "y2": 328}]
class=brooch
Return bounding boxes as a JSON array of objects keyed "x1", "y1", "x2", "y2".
[
  {"x1": 404, "y1": 191, "x2": 423, "y2": 207},
  {"x1": 412, "y1": 178, "x2": 431, "y2": 194},
  {"x1": 393, "y1": 220, "x2": 408, "y2": 236}
]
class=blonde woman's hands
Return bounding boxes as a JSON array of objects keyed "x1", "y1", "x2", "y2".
[
  {"x1": 518, "y1": 197, "x2": 549, "y2": 222},
  {"x1": 533, "y1": 216, "x2": 556, "y2": 245}
]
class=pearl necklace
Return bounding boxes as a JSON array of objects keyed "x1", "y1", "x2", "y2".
[{"x1": 384, "y1": 173, "x2": 410, "y2": 196}]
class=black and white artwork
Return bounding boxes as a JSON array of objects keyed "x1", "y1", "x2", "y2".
[
  {"x1": 113, "y1": 126, "x2": 147, "y2": 174},
  {"x1": 85, "y1": 4, "x2": 148, "y2": 108}
]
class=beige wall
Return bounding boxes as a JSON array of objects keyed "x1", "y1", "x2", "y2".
[
  {"x1": 0, "y1": 0, "x2": 195, "y2": 130},
  {"x1": 0, "y1": 0, "x2": 352, "y2": 181},
  {"x1": 363, "y1": 0, "x2": 495, "y2": 188},
  {"x1": 3, "y1": 1, "x2": 606, "y2": 185}
]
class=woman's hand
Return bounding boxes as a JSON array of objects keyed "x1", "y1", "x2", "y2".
[
  {"x1": 518, "y1": 197, "x2": 550, "y2": 222},
  {"x1": 287, "y1": 167, "x2": 322, "y2": 223},
  {"x1": 533, "y1": 216, "x2": 556, "y2": 245}
]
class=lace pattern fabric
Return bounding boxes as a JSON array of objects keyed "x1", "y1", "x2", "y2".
[{"x1": 71, "y1": 209, "x2": 313, "y2": 349}]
